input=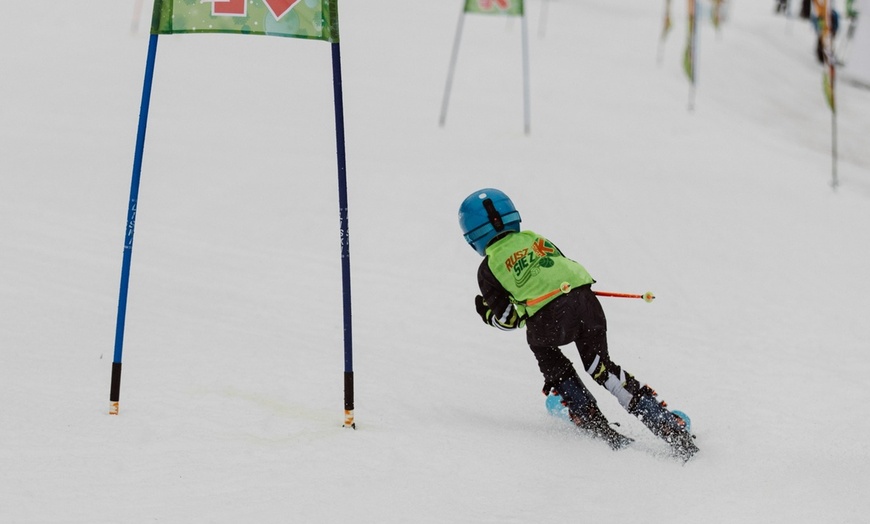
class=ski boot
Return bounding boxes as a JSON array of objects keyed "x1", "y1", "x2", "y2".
[
  {"x1": 628, "y1": 385, "x2": 699, "y2": 461},
  {"x1": 553, "y1": 374, "x2": 633, "y2": 451}
]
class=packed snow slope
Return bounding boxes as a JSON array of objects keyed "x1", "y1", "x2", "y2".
[{"x1": 2, "y1": 1, "x2": 869, "y2": 522}]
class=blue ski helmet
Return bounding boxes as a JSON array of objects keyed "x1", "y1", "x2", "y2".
[{"x1": 458, "y1": 188, "x2": 522, "y2": 256}]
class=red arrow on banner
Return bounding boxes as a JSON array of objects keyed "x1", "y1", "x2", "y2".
[
  {"x1": 210, "y1": 0, "x2": 246, "y2": 16},
  {"x1": 263, "y1": 0, "x2": 302, "y2": 21},
  {"x1": 479, "y1": 0, "x2": 511, "y2": 9},
  {"x1": 207, "y1": 0, "x2": 301, "y2": 21}
]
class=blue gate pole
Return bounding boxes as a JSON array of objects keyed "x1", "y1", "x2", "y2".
[
  {"x1": 110, "y1": 33, "x2": 160, "y2": 415},
  {"x1": 331, "y1": 42, "x2": 355, "y2": 429}
]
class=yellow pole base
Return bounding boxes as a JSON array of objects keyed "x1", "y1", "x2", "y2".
[
  {"x1": 109, "y1": 401, "x2": 119, "y2": 415},
  {"x1": 343, "y1": 409, "x2": 355, "y2": 429}
]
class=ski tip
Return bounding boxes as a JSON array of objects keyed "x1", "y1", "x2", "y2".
[
  {"x1": 545, "y1": 393, "x2": 567, "y2": 417},
  {"x1": 672, "y1": 410, "x2": 691, "y2": 433}
]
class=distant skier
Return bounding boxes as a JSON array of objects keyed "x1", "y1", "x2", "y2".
[{"x1": 459, "y1": 188, "x2": 698, "y2": 460}]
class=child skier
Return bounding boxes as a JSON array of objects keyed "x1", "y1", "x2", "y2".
[{"x1": 459, "y1": 188, "x2": 698, "y2": 460}]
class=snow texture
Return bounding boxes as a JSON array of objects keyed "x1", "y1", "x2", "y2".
[{"x1": 1, "y1": 1, "x2": 869, "y2": 522}]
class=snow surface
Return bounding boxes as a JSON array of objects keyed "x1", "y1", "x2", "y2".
[{"x1": 2, "y1": 1, "x2": 870, "y2": 522}]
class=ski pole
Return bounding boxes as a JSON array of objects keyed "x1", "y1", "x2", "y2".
[
  {"x1": 594, "y1": 290, "x2": 655, "y2": 303},
  {"x1": 523, "y1": 283, "x2": 655, "y2": 306}
]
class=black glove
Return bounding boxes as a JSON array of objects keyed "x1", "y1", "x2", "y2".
[{"x1": 475, "y1": 295, "x2": 491, "y2": 324}]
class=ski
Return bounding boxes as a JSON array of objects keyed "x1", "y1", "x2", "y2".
[{"x1": 546, "y1": 393, "x2": 699, "y2": 462}]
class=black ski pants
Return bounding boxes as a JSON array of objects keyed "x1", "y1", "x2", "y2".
[{"x1": 525, "y1": 285, "x2": 641, "y2": 403}]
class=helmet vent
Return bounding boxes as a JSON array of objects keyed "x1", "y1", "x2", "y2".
[{"x1": 482, "y1": 198, "x2": 504, "y2": 232}]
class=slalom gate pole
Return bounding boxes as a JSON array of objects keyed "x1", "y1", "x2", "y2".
[
  {"x1": 538, "y1": 0, "x2": 549, "y2": 38},
  {"x1": 828, "y1": 4, "x2": 839, "y2": 190},
  {"x1": 331, "y1": 42, "x2": 355, "y2": 429},
  {"x1": 832, "y1": 95, "x2": 838, "y2": 189},
  {"x1": 439, "y1": 4, "x2": 466, "y2": 127},
  {"x1": 594, "y1": 291, "x2": 656, "y2": 303},
  {"x1": 687, "y1": 0, "x2": 698, "y2": 111},
  {"x1": 657, "y1": 0, "x2": 671, "y2": 66},
  {"x1": 110, "y1": 33, "x2": 160, "y2": 416},
  {"x1": 521, "y1": 10, "x2": 531, "y2": 135}
]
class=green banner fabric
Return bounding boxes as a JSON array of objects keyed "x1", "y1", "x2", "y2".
[
  {"x1": 464, "y1": 0, "x2": 523, "y2": 16},
  {"x1": 151, "y1": 0, "x2": 339, "y2": 42}
]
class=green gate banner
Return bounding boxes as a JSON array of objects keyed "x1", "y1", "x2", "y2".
[
  {"x1": 464, "y1": 0, "x2": 523, "y2": 16},
  {"x1": 151, "y1": 0, "x2": 339, "y2": 42}
]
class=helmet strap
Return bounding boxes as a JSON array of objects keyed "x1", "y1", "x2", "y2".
[{"x1": 482, "y1": 198, "x2": 504, "y2": 232}]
